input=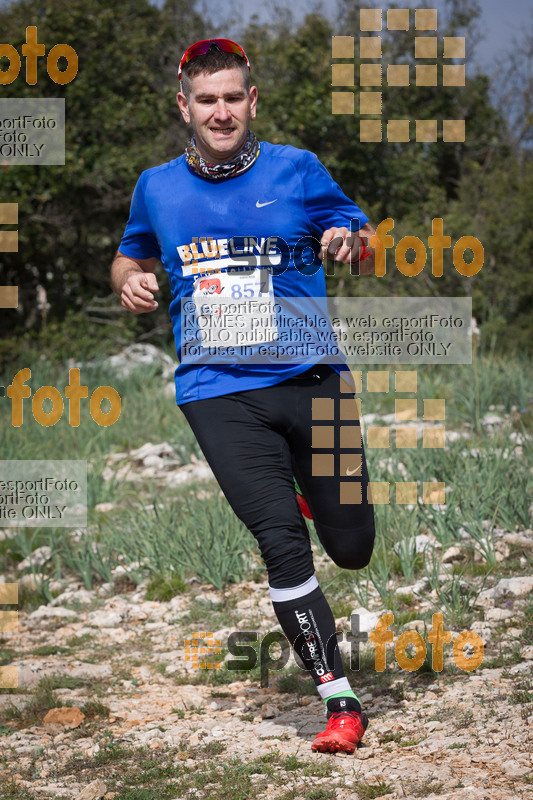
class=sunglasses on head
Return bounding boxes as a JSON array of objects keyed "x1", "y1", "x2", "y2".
[{"x1": 178, "y1": 38, "x2": 251, "y2": 80}]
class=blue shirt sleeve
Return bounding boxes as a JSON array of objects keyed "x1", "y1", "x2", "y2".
[
  {"x1": 119, "y1": 172, "x2": 162, "y2": 261},
  {"x1": 299, "y1": 151, "x2": 369, "y2": 237}
]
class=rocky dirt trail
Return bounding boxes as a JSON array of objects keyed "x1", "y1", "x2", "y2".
[{"x1": 1, "y1": 548, "x2": 532, "y2": 800}]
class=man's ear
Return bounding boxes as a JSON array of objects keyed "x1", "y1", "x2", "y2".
[
  {"x1": 249, "y1": 85, "x2": 258, "y2": 120},
  {"x1": 176, "y1": 91, "x2": 190, "y2": 124}
]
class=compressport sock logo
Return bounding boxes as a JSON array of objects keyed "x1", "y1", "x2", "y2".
[
  {"x1": 319, "y1": 671, "x2": 335, "y2": 683},
  {"x1": 295, "y1": 608, "x2": 329, "y2": 678}
]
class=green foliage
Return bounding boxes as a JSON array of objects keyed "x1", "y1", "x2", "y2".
[
  {"x1": 0, "y1": 309, "x2": 137, "y2": 371},
  {"x1": 0, "y1": 0, "x2": 208, "y2": 342},
  {"x1": 0, "y1": 0, "x2": 530, "y2": 353},
  {"x1": 353, "y1": 780, "x2": 394, "y2": 799},
  {"x1": 275, "y1": 664, "x2": 317, "y2": 696},
  {"x1": 113, "y1": 492, "x2": 260, "y2": 590},
  {"x1": 2, "y1": 675, "x2": 74, "y2": 726},
  {"x1": 144, "y1": 572, "x2": 187, "y2": 601}
]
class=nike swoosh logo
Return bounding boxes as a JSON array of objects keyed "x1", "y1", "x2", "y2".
[
  {"x1": 346, "y1": 466, "x2": 361, "y2": 476},
  {"x1": 256, "y1": 199, "x2": 278, "y2": 208}
]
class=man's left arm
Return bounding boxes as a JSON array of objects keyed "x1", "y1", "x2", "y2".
[{"x1": 298, "y1": 151, "x2": 376, "y2": 275}]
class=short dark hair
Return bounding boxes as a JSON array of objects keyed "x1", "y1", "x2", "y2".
[{"x1": 180, "y1": 45, "x2": 250, "y2": 99}]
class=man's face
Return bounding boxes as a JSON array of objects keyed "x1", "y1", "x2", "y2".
[{"x1": 177, "y1": 68, "x2": 257, "y2": 164}]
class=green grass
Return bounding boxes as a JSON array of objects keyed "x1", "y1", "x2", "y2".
[
  {"x1": 1, "y1": 352, "x2": 532, "y2": 609},
  {"x1": 275, "y1": 664, "x2": 319, "y2": 696},
  {"x1": 30, "y1": 644, "x2": 72, "y2": 656},
  {"x1": 1, "y1": 779, "x2": 36, "y2": 799},
  {"x1": 2, "y1": 676, "x2": 74, "y2": 727},
  {"x1": 54, "y1": 744, "x2": 338, "y2": 800},
  {"x1": 79, "y1": 699, "x2": 111, "y2": 719},
  {"x1": 409, "y1": 777, "x2": 445, "y2": 797},
  {"x1": 144, "y1": 572, "x2": 187, "y2": 601},
  {"x1": 353, "y1": 780, "x2": 394, "y2": 798}
]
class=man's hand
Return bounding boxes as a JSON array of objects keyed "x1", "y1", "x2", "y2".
[
  {"x1": 110, "y1": 251, "x2": 160, "y2": 313},
  {"x1": 120, "y1": 272, "x2": 160, "y2": 314},
  {"x1": 320, "y1": 222, "x2": 376, "y2": 275}
]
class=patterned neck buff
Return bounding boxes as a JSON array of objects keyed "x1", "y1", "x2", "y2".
[{"x1": 185, "y1": 130, "x2": 260, "y2": 180}]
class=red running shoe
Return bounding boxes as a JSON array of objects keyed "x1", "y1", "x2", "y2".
[{"x1": 311, "y1": 697, "x2": 368, "y2": 754}]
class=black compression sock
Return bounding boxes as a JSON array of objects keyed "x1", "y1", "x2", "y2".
[{"x1": 271, "y1": 584, "x2": 346, "y2": 690}]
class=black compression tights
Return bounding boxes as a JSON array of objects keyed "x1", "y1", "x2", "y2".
[{"x1": 178, "y1": 364, "x2": 375, "y2": 589}]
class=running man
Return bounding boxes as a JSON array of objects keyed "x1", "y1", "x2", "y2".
[{"x1": 111, "y1": 38, "x2": 376, "y2": 754}]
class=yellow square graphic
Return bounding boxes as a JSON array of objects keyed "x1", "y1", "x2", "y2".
[
  {"x1": 360, "y1": 120, "x2": 382, "y2": 142},
  {"x1": 0, "y1": 203, "x2": 17, "y2": 224},
  {"x1": 312, "y1": 397, "x2": 334, "y2": 420},
  {"x1": 340, "y1": 426, "x2": 362, "y2": 448},
  {"x1": 423, "y1": 427, "x2": 446, "y2": 448},
  {"x1": 0, "y1": 583, "x2": 18, "y2": 603},
  {"x1": 443, "y1": 65, "x2": 465, "y2": 86},
  {"x1": 416, "y1": 65, "x2": 437, "y2": 86},
  {"x1": 0, "y1": 610, "x2": 18, "y2": 633},
  {"x1": 396, "y1": 482, "x2": 418, "y2": 504},
  {"x1": 332, "y1": 36, "x2": 354, "y2": 58},
  {"x1": 423, "y1": 482, "x2": 446, "y2": 504},
  {"x1": 395, "y1": 370, "x2": 417, "y2": 392},
  {"x1": 0, "y1": 231, "x2": 18, "y2": 252},
  {"x1": 415, "y1": 37, "x2": 437, "y2": 58},
  {"x1": 443, "y1": 119, "x2": 465, "y2": 142},
  {"x1": 312, "y1": 453, "x2": 335, "y2": 476},
  {"x1": 360, "y1": 64, "x2": 382, "y2": 86},
  {"x1": 0, "y1": 666, "x2": 18, "y2": 689},
  {"x1": 0, "y1": 286, "x2": 18, "y2": 308},
  {"x1": 416, "y1": 119, "x2": 438, "y2": 142},
  {"x1": 395, "y1": 399, "x2": 417, "y2": 421},
  {"x1": 340, "y1": 370, "x2": 362, "y2": 393},
  {"x1": 359, "y1": 36, "x2": 382, "y2": 58},
  {"x1": 340, "y1": 453, "x2": 362, "y2": 478},
  {"x1": 332, "y1": 92, "x2": 354, "y2": 115},
  {"x1": 312, "y1": 426, "x2": 335, "y2": 448},
  {"x1": 360, "y1": 91, "x2": 382, "y2": 115},
  {"x1": 332, "y1": 64, "x2": 355, "y2": 86},
  {"x1": 415, "y1": 9, "x2": 437, "y2": 30},
  {"x1": 367, "y1": 370, "x2": 389, "y2": 392},
  {"x1": 340, "y1": 398, "x2": 361, "y2": 420},
  {"x1": 360, "y1": 8, "x2": 382, "y2": 30},
  {"x1": 423, "y1": 399, "x2": 445, "y2": 420},
  {"x1": 387, "y1": 64, "x2": 410, "y2": 86},
  {"x1": 340, "y1": 481, "x2": 362, "y2": 504},
  {"x1": 443, "y1": 37, "x2": 465, "y2": 58},
  {"x1": 388, "y1": 120, "x2": 410, "y2": 142},
  {"x1": 368, "y1": 482, "x2": 389, "y2": 504},
  {"x1": 387, "y1": 8, "x2": 409, "y2": 30},
  {"x1": 395, "y1": 426, "x2": 418, "y2": 448},
  {"x1": 367, "y1": 426, "x2": 390, "y2": 448}
]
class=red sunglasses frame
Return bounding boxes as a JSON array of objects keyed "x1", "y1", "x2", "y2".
[{"x1": 178, "y1": 38, "x2": 251, "y2": 80}]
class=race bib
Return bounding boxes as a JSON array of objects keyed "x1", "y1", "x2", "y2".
[{"x1": 192, "y1": 267, "x2": 278, "y2": 349}]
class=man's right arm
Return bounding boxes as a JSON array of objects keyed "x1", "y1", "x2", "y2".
[{"x1": 110, "y1": 250, "x2": 160, "y2": 314}]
